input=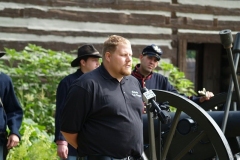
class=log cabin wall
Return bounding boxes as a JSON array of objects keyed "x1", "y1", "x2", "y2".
[{"x1": 0, "y1": 0, "x2": 240, "y2": 93}]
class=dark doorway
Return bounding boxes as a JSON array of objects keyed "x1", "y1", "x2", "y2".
[{"x1": 186, "y1": 43, "x2": 222, "y2": 94}]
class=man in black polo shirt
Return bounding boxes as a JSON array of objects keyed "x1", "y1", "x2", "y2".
[{"x1": 60, "y1": 35, "x2": 144, "y2": 160}]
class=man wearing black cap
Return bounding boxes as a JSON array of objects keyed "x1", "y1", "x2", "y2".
[
  {"x1": 132, "y1": 44, "x2": 214, "y2": 104},
  {"x1": 0, "y1": 52, "x2": 23, "y2": 160},
  {"x1": 54, "y1": 44, "x2": 101, "y2": 160}
]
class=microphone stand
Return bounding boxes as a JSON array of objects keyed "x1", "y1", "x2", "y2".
[
  {"x1": 143, "y1": 87, "x2": 171, "y2": 160},
  {"x1": 146, "y1": 103, "x2": 158, "y2": 160}
]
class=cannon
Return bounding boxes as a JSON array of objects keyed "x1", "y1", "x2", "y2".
[
  {"x1": 142, "y1": 30, "x2": 240, "y2": 160},
  {"x1": 143, "y1": 90, "x2": 235, "y2": 160}
]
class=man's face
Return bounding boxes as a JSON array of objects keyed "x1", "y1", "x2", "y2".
[
  {"x1": 139, "y1": 54, "x2": 159, "y2": 75},
  {"x1": 109, "y1": 42, "x2": 132, "y2": 77},
  {"x1": 82, "y1": 57, "x2": 100, "y2": 73}
]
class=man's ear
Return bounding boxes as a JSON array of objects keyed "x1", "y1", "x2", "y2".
[
  {"x1": 105, "y1": 52, "x2": 111, "y2": 62},
  {"x1": 139, "y1": 54, "x2": 144, "y2": 60},
  {"x1": 80, "y1": 59, "x2": 86, "y2": 67}
]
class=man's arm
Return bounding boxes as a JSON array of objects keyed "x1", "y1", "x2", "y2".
[
  {"x1": 60, "y1": 85, "x2": 91, "y2": 150},
  {"x1": 4, "y1": 74, "x2": 23, "y2": 138},
  {"x1": 61, "y1": 132, "x2": 78, "y2": 149},
  {"x1": 55, "y1": 80, "x2": 69, "y2": 142},
  {"x1": 55, "y1": 79, "x2": 72, "y2": 159},
  {"x1": 1, "y1": 73, "x2": 23, "y2": 149}
]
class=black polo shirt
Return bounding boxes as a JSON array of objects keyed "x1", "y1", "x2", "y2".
[{"x1": 61, "y1": 65, "x2": 144, "y2": 158}]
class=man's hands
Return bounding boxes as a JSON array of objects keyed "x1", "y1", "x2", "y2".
[
  {"x1": 57, "y1": 142, "x2": 68, "y2": 159},
  {"x1": 7, "y1": 134, "x2": 19, "y2": 149},
  {"x1": 198, "y1": 88, "x2": 214, "y2": 103},
  {"x1": 60, "y1": 132, "x2": 78, "y2": 149}
]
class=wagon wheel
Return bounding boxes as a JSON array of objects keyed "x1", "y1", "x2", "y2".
[
  {"x1": 200, "y1": 91, "x2": 238, "y2": 111},
  {"x1": 143, "y1": 89, "x2": 233, "y2": 160}
]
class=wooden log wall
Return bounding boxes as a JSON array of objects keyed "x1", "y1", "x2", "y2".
[{"x1": 0, "y1": 0, "x2": 240, "y2": 66}]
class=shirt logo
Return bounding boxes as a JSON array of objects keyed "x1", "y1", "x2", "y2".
[{"x1": 132, "y1": 91, "x2": 141, "y2": 97}]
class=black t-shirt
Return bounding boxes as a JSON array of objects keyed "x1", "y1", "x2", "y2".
[{"x1": 61, "y1": 65, "x2": 144, "y2": 158}]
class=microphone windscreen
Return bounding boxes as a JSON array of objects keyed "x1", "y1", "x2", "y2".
[{"x1": 141, "y1": 87, "x2": 148, "y2": 94}]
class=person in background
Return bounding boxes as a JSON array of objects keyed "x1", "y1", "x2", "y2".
[
  {"x1": 131, "y1": 44, "x2": 214, "y2": 104},
  {"x1": 0, "y1": 51, "x2": 23, "y2": 160},
  {"x1": 60, "y1": 35, "x2": 144, "y2": 160},
  {"x1": 54, "y1": 44, "x2": 102, "y2": 160}
]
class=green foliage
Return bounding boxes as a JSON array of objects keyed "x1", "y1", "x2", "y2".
[
  {"x1": 132, "y1": 56, "x2": 139, "y2": 68},
  {"x1": 160, "y1": 61, "x2": 197, "y2": 97},
  {"x1": 7, "y1": 119, "x2": 58, "y2": 160},
  {"x1": 0, "y1": 44, "x2": 75, "y2": 134}
]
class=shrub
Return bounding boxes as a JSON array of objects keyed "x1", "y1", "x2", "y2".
[
  {"x1": 7, "y1": 119, "x2": 58, "y2": 160},
  {"x1": 0, "y1": 44, "x2": 75, "y2": 134},
  {"x1": 160, "y1": 61, "x2": 197, "y2": 96}
]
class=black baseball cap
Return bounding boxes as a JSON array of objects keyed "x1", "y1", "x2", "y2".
[{"x1": 142, "y1": 44, "x2": 163, "y2": 61}]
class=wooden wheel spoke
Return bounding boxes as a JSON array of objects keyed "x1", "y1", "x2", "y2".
[{"x1": 173, "y1": 131, "x2": 206, "y2": 160}]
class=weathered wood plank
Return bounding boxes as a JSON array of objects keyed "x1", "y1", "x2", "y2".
[
  {"x1": 0, "y1": 27, "x2": 172, "y2": 40},
  {"x1": 0, "y1": 8, "x2": 167, "y2": 26},
  {"x1": 178, "y1": 33, "x2": 223, "y2": 43},
  {"x1": 1, "y1": 0, "x2": 239, "y2": 15},
  {"x1": 1, "y1": 8, "x2": 239, "y2": 31}
]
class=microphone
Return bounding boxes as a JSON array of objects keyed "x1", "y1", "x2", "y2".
[{"x1": 142, "y1": 87, "x2": 171, "y2": 124}]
